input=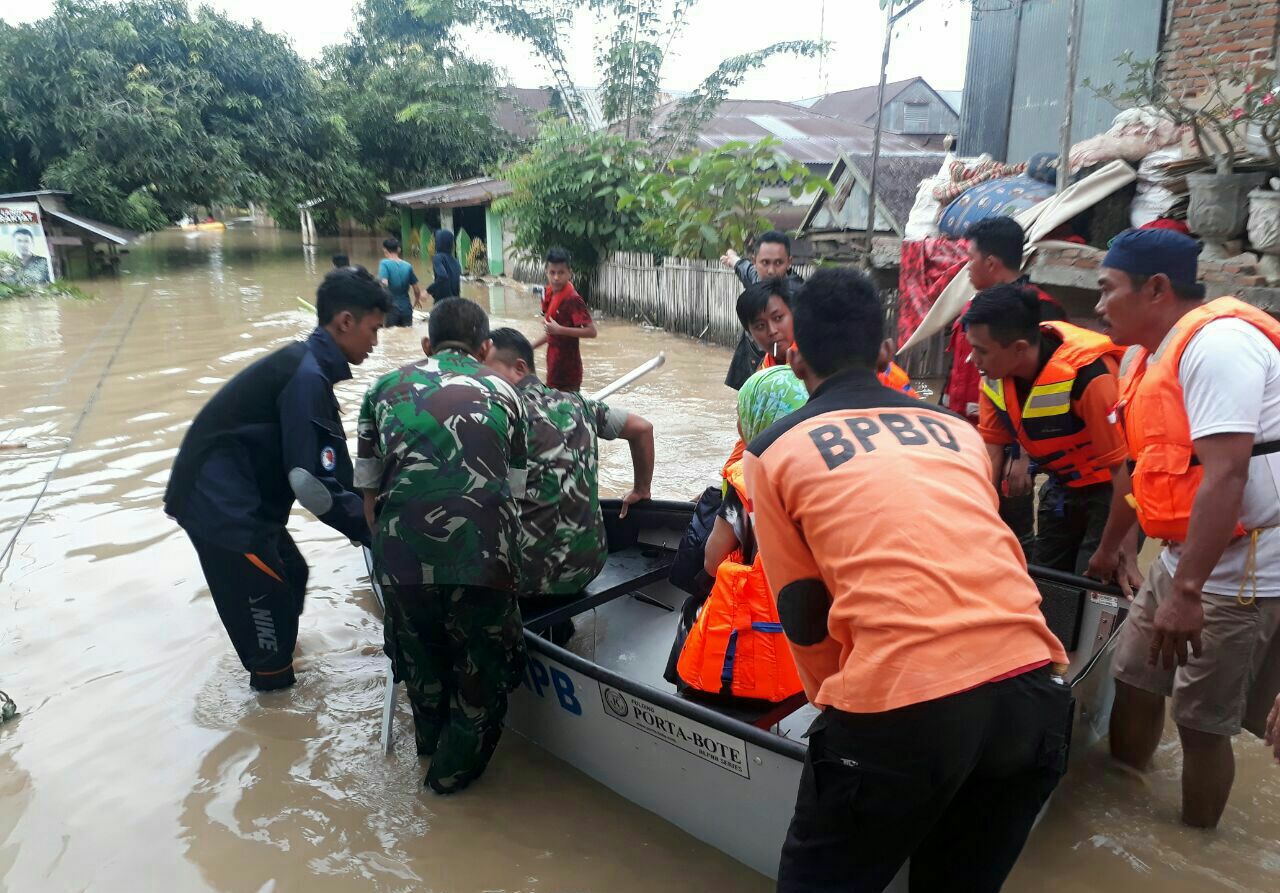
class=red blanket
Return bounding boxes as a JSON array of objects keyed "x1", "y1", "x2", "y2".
[{"x1": 896, "y1": 238, "x2": 969, "y2": 348}]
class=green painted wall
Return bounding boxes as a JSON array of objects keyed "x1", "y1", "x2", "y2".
[{"x1": 485, "y1": 207, "x2": 504, "y2": 276}]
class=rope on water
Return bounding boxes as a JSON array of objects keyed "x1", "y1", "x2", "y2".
[{"x1": 0, "y1": 290, "x2": 150, "y2": 582}]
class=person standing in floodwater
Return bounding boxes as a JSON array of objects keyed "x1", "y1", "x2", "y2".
[
  {"x1": 377, "y1": 237, "x2": 422, "y2": 327},
  {"x1": 357, "y1": 297, "x2": 528, "y2": 794},
  {"x1": 1094, "y1": 229, "x2": 1280, "y2": 829},
  {"x1": 532, "y1": 246, "x2": 596, "y2": 393},
  {"x1": 426, "y1": 229, "x2": 462, "y2": 303},
  {"x1": 163, "y1": 267, "x2": 387, "y2": 691}
]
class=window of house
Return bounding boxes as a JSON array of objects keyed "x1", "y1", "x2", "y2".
[{"x1": 903, "y1": 102, "x2": 931, "y2": 134}]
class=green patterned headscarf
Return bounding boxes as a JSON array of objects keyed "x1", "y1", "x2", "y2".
[{"x1": 737, "y1": 365, "x2": 809, "y2": 443}]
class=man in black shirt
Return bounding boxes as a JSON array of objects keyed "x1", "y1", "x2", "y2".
[
  {"x1": 165, "y1": 267, "x2": 389, "y2": 690},
  {"x1": 720, "y1": 230, "x2": 804, "y2": 389}
]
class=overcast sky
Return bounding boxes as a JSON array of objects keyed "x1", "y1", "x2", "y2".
[{"x1": 7, "y1": 0, "x2": 972, "y2": 99}]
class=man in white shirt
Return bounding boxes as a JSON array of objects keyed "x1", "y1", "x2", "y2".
[{"x1": 1091, "y1": 228, "x2": 1280, "y2": 828}]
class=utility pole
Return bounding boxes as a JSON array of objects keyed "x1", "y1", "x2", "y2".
[
  {"x1": 865, "y1": 0, "x2": 925, "y2": 253},
  {"x1": 1057, "y1": 0, "x2": 1085, "y2": 193}
]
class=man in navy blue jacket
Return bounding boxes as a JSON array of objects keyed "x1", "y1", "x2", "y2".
[{"x1": 165, "y1": 266, "x2": 389, "y2": 690}]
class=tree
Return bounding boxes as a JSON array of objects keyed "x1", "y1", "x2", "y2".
[
  {"x1": 0, "y1": 0, "x2": 361, "y2": 231},
  {"x1": 316, "y1": 0, "x2": 517, "y2": 226},
  {"x1": 420, "y1": 0, "x2": 823, "y2": 152},
  {"x1": 495, "y1": 120, "x2": 659, "y2": 278},
  {"x1": 627, "y1": 137, "x2": 833, "y2": 260}
]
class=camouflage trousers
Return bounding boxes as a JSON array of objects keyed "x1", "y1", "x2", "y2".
[{"x1": 384, "y1": 583, "x2": 527, "y2": 794}]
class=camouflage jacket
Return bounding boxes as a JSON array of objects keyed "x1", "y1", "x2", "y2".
[
  {"x1": 356, "y1": 349, "x2": 528, "y2": 590},
  {"x1": 516, "y1": 375, "x2": 627, "y2": 595}
]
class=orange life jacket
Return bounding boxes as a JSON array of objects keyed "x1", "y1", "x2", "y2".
[
  {"x1": 1118, "y1": 297, "x2": 1280, "y2": 542},
  {"x1": 762, "y1": 348, "x2": 917, "y2": 395},
  {"x1": 980, "y1": 321, "x2": 1126, "y2": 488},
  {"x1": 677, "y1": 462, "x2": 804, "y2": 703}
]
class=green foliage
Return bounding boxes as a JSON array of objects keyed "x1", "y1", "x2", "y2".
[
  {"x1": 0, "y1": 0, "x2": 512, "y2": 232},
  {"x1": 319, "y1": 0, "x2": 516, "y2": 225},
  {"x1": 1220, "y1": 65, "x2": 1280, "y2": 167},
  {"x1": 628, "y1": 137, "x2": 833, "y2": 260},
  {"x1": 495, "y1": 121, "x2": 658, "y2": 274},
  {"x1": 0, "y1": 0, "x2": 363, "y2": 230},
  {"x1": 460, "y1": 0, "x2": 822, "y2": 148}
]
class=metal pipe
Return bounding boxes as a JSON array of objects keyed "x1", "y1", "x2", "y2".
[
  {"x1": 865, "y1": 1, "x2": 925, "y2": 251},
  {"x1": 1057, "y1": 0, "x2": 1085, "y2": 194}
]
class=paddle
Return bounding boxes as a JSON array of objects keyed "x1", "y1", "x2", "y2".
[{"x1": 589, "y1": 353, "x2": 666, "y2": 402}]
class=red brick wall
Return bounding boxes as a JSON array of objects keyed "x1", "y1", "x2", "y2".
[{"x1": 1163, "y1": 0, "x2": 1280, "y2": 100}]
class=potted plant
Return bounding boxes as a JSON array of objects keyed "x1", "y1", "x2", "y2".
[
  {"x1": 1090, "y1": 52, "x2": 1266, "y2": 258},
  {"x1": 1230, "y1": 65, "x2": 1280, "y2": 282}
]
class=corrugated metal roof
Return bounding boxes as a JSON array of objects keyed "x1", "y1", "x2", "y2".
[
  {"x1": 646, "y1": 98, "x2": 925, "y2": 165},
  {"x1": 808, "y1": 78, "x2": 920, "y2": 122},
  {"x1": 385, "y1": 177, "x2": 512, "y2": 209},
  {"x1": 0, "y1": 190, "x2": 71, "y2": 201},
  {"x1": 40, "y1": 206, "x2": 134, "y2": 245}
]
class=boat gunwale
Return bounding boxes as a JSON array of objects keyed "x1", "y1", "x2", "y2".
[{"x1": 523, "y1": 627, "x2": 810, "y2": 762}]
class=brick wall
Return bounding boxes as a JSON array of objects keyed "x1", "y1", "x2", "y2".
[{"x1": 1163, "y1": 0, "x2": 1280, "y2": 100}]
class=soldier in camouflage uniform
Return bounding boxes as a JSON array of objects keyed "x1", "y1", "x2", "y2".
[
  {"x1": 356, "y1": 298, "x2": 528, "y2": 794},
  {"x1": 484, "y1": 328, "x2": 654, "y2": 603}
]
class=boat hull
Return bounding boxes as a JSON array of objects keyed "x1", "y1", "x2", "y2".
[{"x1": 508, "y1": 634, "x2": 804, "y2": 879}]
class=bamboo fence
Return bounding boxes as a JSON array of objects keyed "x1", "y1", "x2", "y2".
[{"x1": 591, "y1": 252, "x2": 949, "y2": 378}]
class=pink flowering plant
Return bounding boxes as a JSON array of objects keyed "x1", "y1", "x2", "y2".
[
  {"x1": 1226, "y1": 63, "x2": 1280, "y2": 167},
  {"x1": 1087, "y1": 51, "x2": 1245, "y2": 175}
]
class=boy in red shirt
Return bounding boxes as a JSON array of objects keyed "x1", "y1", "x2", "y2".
[{"x1": 532, "y1": 247, "x2": 597, "y2": 392}]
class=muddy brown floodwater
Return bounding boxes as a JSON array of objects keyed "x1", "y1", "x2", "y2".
[{"x1": 1, "y1": 226, "x2": 1277, "y2": 892}]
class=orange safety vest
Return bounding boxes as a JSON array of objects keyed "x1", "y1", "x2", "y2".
[
  {"x1": 761, "y1": 348, "x2": 917, "y2": 396},
  {"x1": 980, "y1": 321, "x2": 1126, "y2": 488},
  {"x1": 1118, "y1": 297, "x2": 1280, "y2": 542},
  {"x1": 677, "y1": 462, "x2": 804, "y2": 703}
]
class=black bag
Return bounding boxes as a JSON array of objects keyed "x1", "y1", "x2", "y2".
[
  {"x1": 668, "y1": 485, "x2": 722, "y2": 598},
  {"x1": 663, "y1": 485, "x2": 722, "y2": 687}
]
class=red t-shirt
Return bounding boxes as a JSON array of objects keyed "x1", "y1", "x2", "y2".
[{"x1": 542, "y1": 283, "x2": 593, "y2": 392}]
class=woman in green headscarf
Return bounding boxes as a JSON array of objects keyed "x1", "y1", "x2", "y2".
[
  {"x1": 709, "y1": 365, "x2": 811, "y2": 571},
  {"x1": 676, "y1": 364, "x2": 810, "y2": 701}
]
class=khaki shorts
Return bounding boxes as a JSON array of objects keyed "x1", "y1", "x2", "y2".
[{"x1": 1112, "y1": 558, "x2": 1280, "y2": 737}]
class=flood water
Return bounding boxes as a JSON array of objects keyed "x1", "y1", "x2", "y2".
[{"x1": 1, "y1": 225, "x2": 1277, "y2": 892}]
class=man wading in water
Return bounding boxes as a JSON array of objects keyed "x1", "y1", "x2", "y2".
[
  {"x1": 357, "y1": 298, "x2": 528, "y2": 794},
  {"x1": 164, "y1": 267, "x2": 387, "y2": 691}
]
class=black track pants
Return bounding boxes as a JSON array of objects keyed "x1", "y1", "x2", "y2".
[
  {"x1": 777, "y1": 668, "x2": 1072, "y2": 893},
  {"x1": 189, "y1": 530, "x2": 309, "y2": 690}
]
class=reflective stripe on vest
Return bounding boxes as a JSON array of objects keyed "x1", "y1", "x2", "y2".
[
  {"x1": 676, "y1": 462, "x2": 805, "y2": 703},
  {"x1": 983, "y1": 321, "x2": 1126, "y2": 487},
  {"x1": 1119, "y1": 297, "x2": 1280, "y2": 542}
]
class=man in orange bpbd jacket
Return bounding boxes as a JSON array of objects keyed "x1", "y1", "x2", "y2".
[{"x1": 745, "y1": 266, "x2": 1070, "y2": 893}]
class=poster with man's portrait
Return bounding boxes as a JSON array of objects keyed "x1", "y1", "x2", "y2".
[{"x1": 0, "y1": 203, "x2": 54, "y2": 286}]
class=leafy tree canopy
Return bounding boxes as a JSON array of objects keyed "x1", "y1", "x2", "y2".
[
  {"x1": 495, "y1": 120, "x2": 660, "y2": 279},
  {"x1": 0, "y1": 0, "x2": 363, "y2": 231}
]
